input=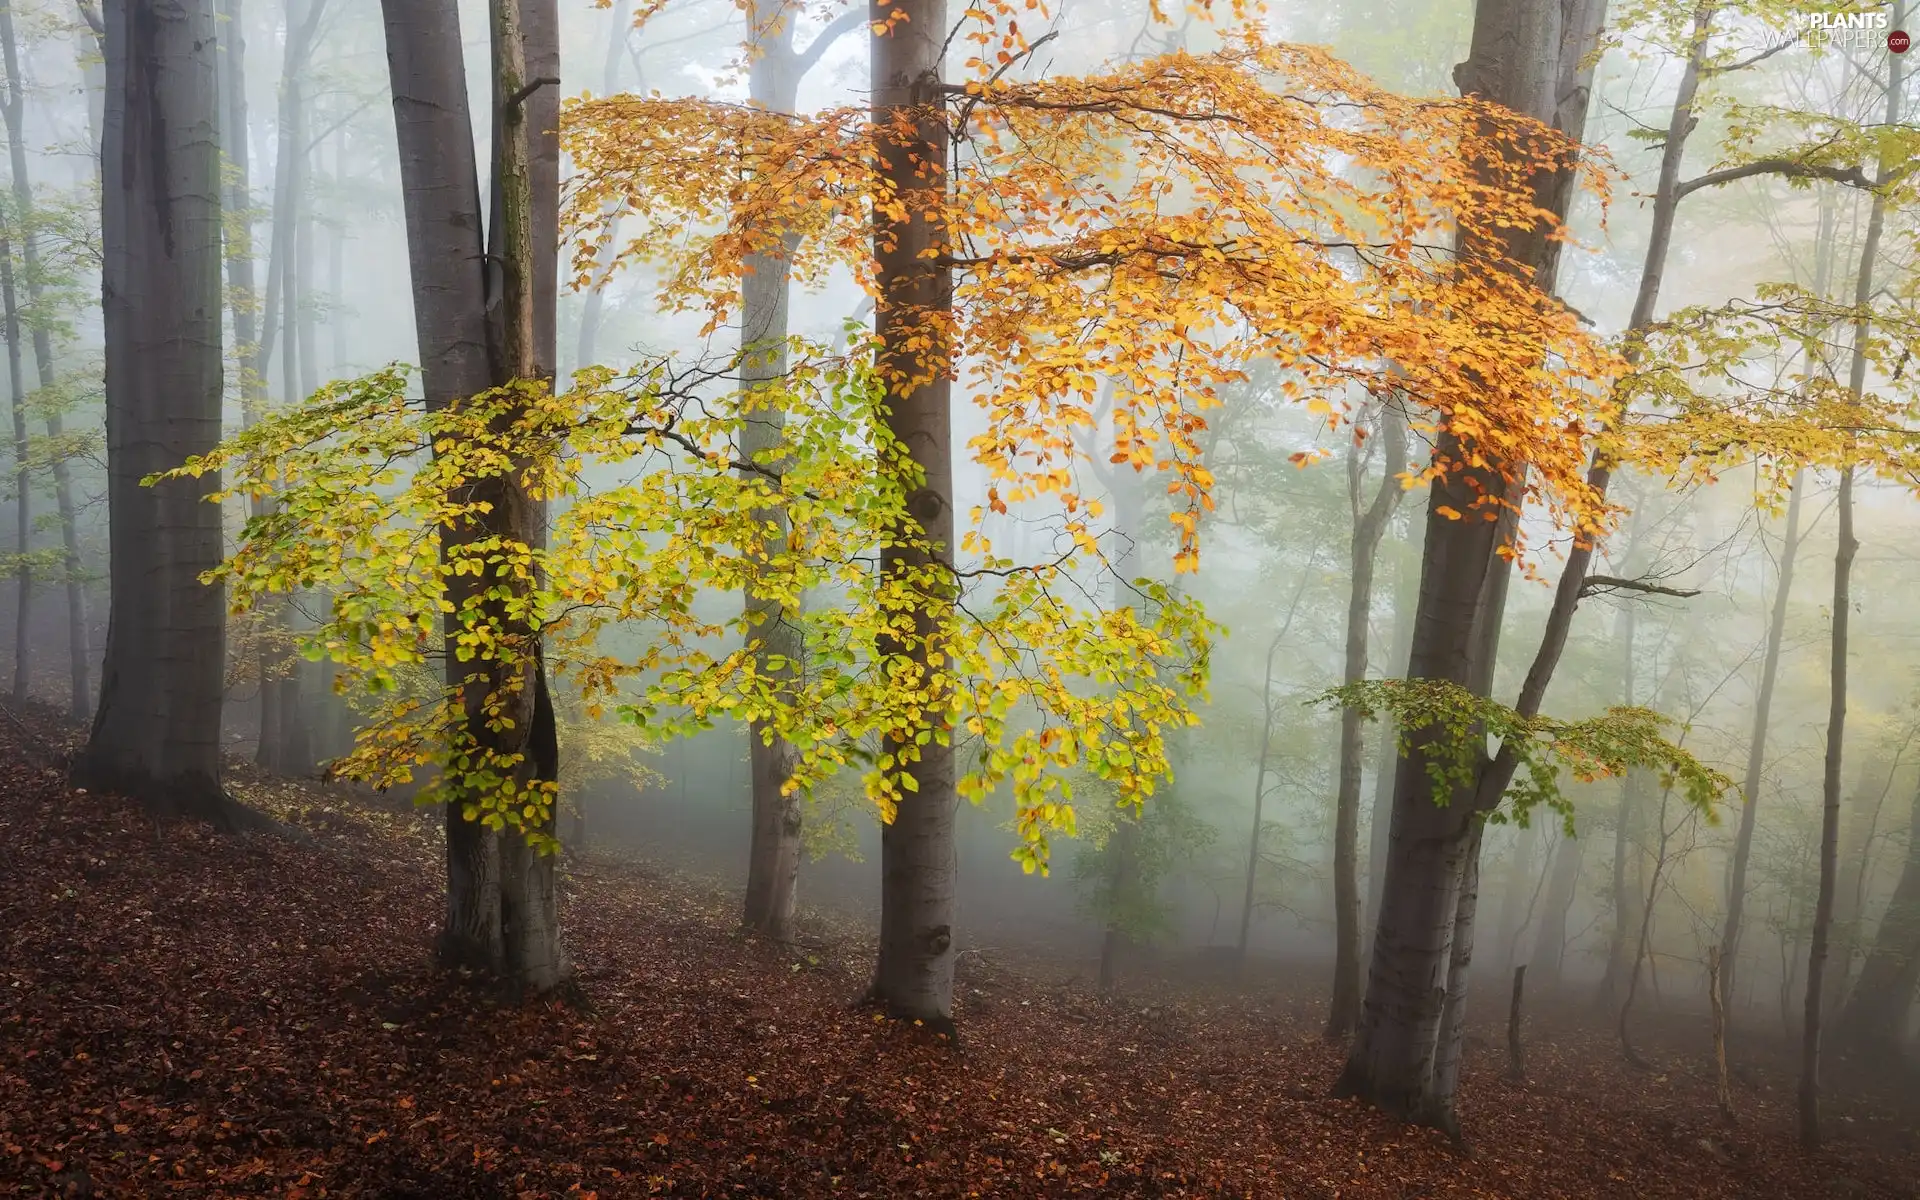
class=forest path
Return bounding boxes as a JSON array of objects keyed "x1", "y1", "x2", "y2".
[{"x1": 0, "y1": 702, "x2": 1914, "y2": 1198}]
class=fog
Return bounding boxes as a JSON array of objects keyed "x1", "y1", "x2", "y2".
[{"x1": 4, "y1": 0, "x2": 1919, "y2": 1181}]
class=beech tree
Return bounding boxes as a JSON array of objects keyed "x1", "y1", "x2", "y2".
[
  {"x1": 0, "y1": 1, "x2": 88, "y2": 718},
  {"x1": 1799, "y1": 2, "x2": 1904, "y2": 1147},
  {"x1": 72, "y1": 0, "x2": 241, "y2": 824},
  {"x1": 1327, "y1": 396, "x2": 1407, "y2": 1036},
  {"x1": 368, "y1": 0, "x2": 569, "y2": 989},
  {"x1": 558, "y1": 0, "x2": 1640, "y2": 1029},
  {"x1": 736, "y1": 0, "x2": 866, "y2": 941}
]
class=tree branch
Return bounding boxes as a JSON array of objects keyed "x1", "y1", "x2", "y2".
[
  {"x1": 1702, "y1": 38, "x2": 1794, "y2": 78},
  {"x1": 507, "y1": 76, "x2": 561, "y2": 112},
  {"x1": 791, "y1": 7, "x2": 866, "y2": 81},
  {"x1": 1675, "y1": 158, "x2": 1874, "y2": 200},
  {"x1": 1578, "y1": 574, "x2": 1703, "y2": 600},
  {"x1": 76, "y1": 0, "x2": 102, "y2": 41}
]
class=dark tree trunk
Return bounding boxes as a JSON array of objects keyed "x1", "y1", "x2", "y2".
[
  {"x1": 1844, "y1": 782, "x2": 1920, "y2": 1050},
  {"x1": 1330, "y1": 401, "x2": 1407, "y2": 1038},
  {"x1": 865, "y1": 0, "x2": 958, "y2": 1032},
  {"x1": 1802, "y1": 466, "x2": 1856, "y2": 1148},
  {"x1": 1, "y1": 2, "x2": 87, "y2": 717},
  {"x1": 76, "y1": 0, "x2": 244, "y2": 828},
  {"x1": 1802, "y1": 16, "x2": 1900, "y2": 1142},
  {"x1": 1721, "y1": 471, "x2": 1803, "y2": 1009}
]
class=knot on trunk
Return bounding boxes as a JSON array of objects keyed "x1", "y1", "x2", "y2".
[{"x1": 927, "y1": 924, "x2": 952, "y2": 955}]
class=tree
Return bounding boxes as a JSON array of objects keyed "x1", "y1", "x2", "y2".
[
  {"x1": 1801, "y1": 4, "x2": 1904, "y2": 1146},
  {"x1": 251, "y1": 0, "x2": 328, "y2": 775},
  {"x1": 74, "y1": 0, "x2": 251, "y2": 827},
  {"x1": 373, "y1": 0, "x2": 568, "y2": 990},
  {"x1": 211, "y1": 3, "x2": 1636, "y2": 1035},
  {"x1": 737, "y1": 0, "x2": 866, "y2": 942},
  {"x1": 1335, "y1": 0, "x2": 1611, "y2": 1133},
  {"x1": 860, "y1": 0, "x2": 961, "y2": 1028},
  {"x1": 1328, "y1": 397, "x2": 1407, "y2": 1036},
  {"x1": 0, "y1": 0, "x2": 89, "y2": 719},
  {"x1": 1719, "y1": 468, "x2": 1803, "y2": 1008},
  {"x1": 0, "y1": 219, "x2": 26, "y2": 703},
  {"x1": 1843, "y1": 779, "x2": 1920, "y2": 1052}
]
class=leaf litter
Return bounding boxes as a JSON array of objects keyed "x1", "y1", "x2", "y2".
[{"x1": 0, "y1": 704, "x2": 1914, "y2": 1198}]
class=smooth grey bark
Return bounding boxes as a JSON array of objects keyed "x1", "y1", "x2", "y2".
[
  {"x1": 866, "y1": 0, "x2": 958, "y2": 1031},
  {"x1": 1844, "y1": 781, "x2": 1920, "y2": 1049},
  {"x1": 253, "y1": 0, "x2": 324, "y2": 775},
  {"x1": 75, "y1": 0, "x2": 248, "y2": 828},
  {"x1": 1720, "y1": 470, "x2": 1804, "y2": 1009},
  {"x1": 1096, "y1": 459, "x2": 1146, "y2": 994},
  {"x1": 1, "y1": 228, "x2": 28, "y2": 703},
  {"x1": 0, "y1": 2, "x2": 87, "y2": 717},
  {"x1": 737, "y1": 0, "x2": 861, "y2": 940},
  {"x1": 380, "y1": 0, "x2": 568, "y2": 990},
  {"x1": 1329, "y1": 400, "x2": 1407, "y2": 1037},
  {"x1": 1337, "y1": 0, "x2": 1606, "y2": 1133},
  {"x1": 1802, "y1": 15, "x2": 1901, "y2": 1142},
  {"x1": 1364, "y1": 500, "x2": 1421, "y2": 953}
]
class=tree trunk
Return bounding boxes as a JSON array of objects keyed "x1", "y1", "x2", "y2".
[
  {"x1": 1364, "y1": 499, "x2": 1421, "y2": 954},
  {"x1": 1427, "y1": 822, "x2": 1484, "y2": 1135},
  {"x1": 1531, "y1": 825, "x2": 1581, "y2": 992},
  {"x1": 568, "y1": 0, "x2": 629, "y2": 380},
  {"x1": 1329, "y1": 402, "x2": 1407, "y2": 1038},
  {"x1": 379, "y1": 0, "x2": 569, "y2": 990},
  {"x1": 487, "y1": 0, "x2": 566, "y2": 992},
  {"x1": 865, "y1": 0, "x2": 958, "y2": 1032},
  {"x1": 1, "y1": 229, "x2": 29, "y2": 705},
  {"x1": 1844, "y1": 781, "x2": 1920, "y2": 1050},
  {"x1": 1, "y1": 2, "x2": 88, "y2": 717},
  {"x1": 738, "y1": 1, "x2": 805, "y2": 941},
  {"x1": 251, "y1": 0, "x2": 320, "y2": 773},
  {"x1": 1720, "y1": 471, "x2": 1803, "y2": 1010},
  {"x1": 1339, "y1": 0, "x2": 1606, "y2": 1131},
  {"x1": 1802, "y1": 14, "x2": 1900, "y2": 1141},
  {"x1": 75, "y1": 0, "x2": 243, "y2": 827},
  {"x1": 1597, "y1": 603, "x2": 1643, "y2": 1012},
  {"x1": 1802, "y1": 465, "x2": 1856, "y2": 1148},
  {"x1": 1825, "y1": 775, "x2": 1876, "y2": 1016},
  {"x1": 1493, "y1": 819, "x2": 1544, "y2": 983}
]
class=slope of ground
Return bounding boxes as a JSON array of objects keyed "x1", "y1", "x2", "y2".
[{"x1": 2, "y1": 705, "x2": 1916, "y2": 1199}]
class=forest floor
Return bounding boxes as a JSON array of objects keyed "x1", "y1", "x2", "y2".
[{"x1": 3, "y1": 704, "x2": 1918, "y2": 1199}]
